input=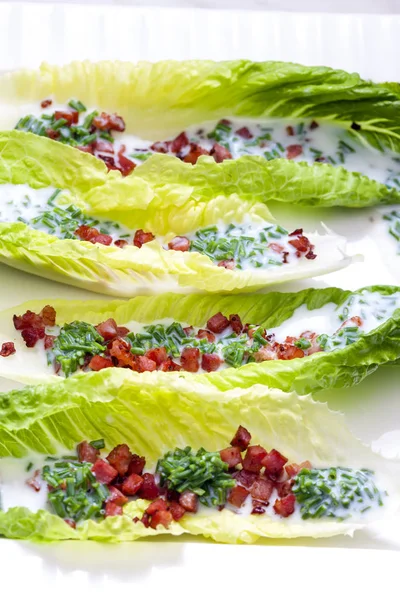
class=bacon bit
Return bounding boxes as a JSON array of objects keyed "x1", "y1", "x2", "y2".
[
  {"x1": 77, "y1": 145, "x2": 94, "y2": 154},
  {"x1": 288, "y1": 235, "x2": 311, "y2": 253},
  {"x1": 117, "y1": 145, "x2": 136, "y2": 176},
  {"x1": 243, "y1": 445, "x2": 268, "y2": 473},
  {"x1": 220, "y1": 119, "x2": 232, "y2": 127},
  {"x1": 46, "y1": 129, "x2": 60, "y2": 140},
  {"x1": 210, "y1": 143, "x2": 233, "y2": 163},
  {"x1": 273, "y1": 494, "x2": 296, "y2": 517},
  {"x1": 250, "y1": 477, "x2": 274, "y2": 502},
  {"x1": 141, "y1": 513, "x2": 151, "y2": 528},
  {"x1": 306, "y1": 246, "x2": 317, "y2": 260},
  {"x1": 107, "y1": 486, "x2": 128, "y2": 506},
  {"x1": 98, "y1": 154, "x2": 118, "y2": 170},
  {"x1": 150, "y1": 510, "x2": 173, "y2": 530},
  {"x1": 159, "y1": 358, "x2": 182, "y2": 372},
  {"x1": 41, "y1": 99, "x2": 53, "y2": 109},
  {"x1": 21, "y1": 328, "x2": 45, "y2": 348},
  {"x1": 150, "y1": 141, "x2": 170, "y2": 154},
  {"x1": 135, "y1": 355, "x2": 157, "y2": 373},
  {"x1": 39, "y1": 304, "x2": 55, "y2": 325},
  {"x1": 251, "y1": 504, "x2": 266, "y2": 515},
  {"x1": 310, "y1": 120, "x2": 319, "y2": 130},
  {"x1": 96, "y1": 318, "x2": 119, "y2": 341},
  {"x1": 232, "y1": 469, "x2": 258, "y2": 489},
  {"x1": 121, "y1": 473, "x2": 144, "y2": 496},
  {"x1": 168, "y1": 236, "x2": 190, "y2": 252},
  {"x1": 183, "y1": 143, "x2": 209, "y2": 164},
  {"x1": 228, "y1": 485, "x2": 249, "y2": 508},
  {"x1": 75, "y1": 225, "x2": 113, "y2": 246},
  {"x1": 133, "y1": 229, "x2": 155, "y2": 248},
  {"x1": 340, "y1": 316, "x2": 363, "y2": 328},
  {"x1": 261, "y1": 449, "x2": 288, "y2": 478},
  {"x1": 220, "y1": 446, "x2": 242, "y2": 468},
  {"x1": 286, "y1": 144, "x2": 303, "y2": 159},
  {"x1": 115, "y1": 239, "x2": 128, "y2": 248},
  {"x1": 139, "y1": 473, "x2": 160, "y2": 500},
  {"x1": 26, "y1": 469, "x2": 41, "y2": 492},
  {"x1": 127, "y1": 454, "x2": 146, "y2": 476},
  {"x1": 94, "y1": 139, "x2": 114, "y2": 154},
  {"x1": 197, "y1": 329, "x2": 216, "y2": 343},
  {"x1": 146, "y1": 498, "x2": 168, "y2": 515},
  {"x1": 77, "y1": 440, "x2": 99, "y2": 463},
  {"x1": 179, "y1": 491, "x2": 198, "y2": 513},
  {"x1": 44, "y1": 335, "x2": 55, "y2": 350},
  {"x1": 286, "y1": 461, "x2": 312, "y2": 479},
  {"x1": 254, "y1": 345, "x2": 277, "y2": 362},
  {"x1": 170, "y1": 132, "x2": 190, "y2": 154},
  {"x1": 286, "y1": 125, "x2": 295, "y2": 136},
  {"x1": 0, "y1": 342, "x2": 15, "y2": 357},
  {"x1": 217, "y1": 259, "x2": 235, "y2": 269},
  {"x1": 268, "y1": 242, "x2": 285, "y2": 254},
  {"x1": 183, "y1": 326, "x2": 195, "y2": 336},
  {"x1": 92, "y1": 459, "x2": 118, "y2": 484},
  {"x1": 180, "y1": 347, "x2": 200, "y2": 372},
  {"x1": 201, "y1": 353, "x2": 222, "y2": 372},
  {"x1": 229, "y1": 314, "x2": 243, "y2": 335},
  {"x1": 276, "y1": 344, "x2": 305, "y2": 360},
  {"x1": 64, "y1": 519, "x2": 76, "y2": 529},
  {"x1": 93, "y1": 112, "x2": 126, "y2": 132},
  {"x1": 92, "y1": 234, "x2": 113, "y2": 246},
  {"x1": 145, "y1": 346, "x2": 168, "y2": 366},
  {"x1": 169, "y1": 501, "x2": 186, "y2": 521},
  {"x1": 108, "y1": 338, "x2": 136, "y2": 369},
  {"x1": 13, "y1": 309, "x2": 44, "y2": 331},
  {"x1": 236, "y1": 127, "x2": 253, "y2": 139},
  {"x1": 107, "y1": 444, "x2": 133, "y2": 476},
  {"x1": 276, "y1": 479, "x2": 294, "y2": 498},
  {"x1": 105, "y1": 501, "x2": 123, "y2": 517},
  {"x1": 289, "y1": 227, "x2": 303, "y2": 236},
  {"x1": 54, "y1": 110, "x2": 79, "y2": 125},
  {"x1": 230, "y1": 426, "x2": 251, "y2": 451},
  {"x1": 207, "y1": 312, "x2": 230, "y2": 334}
]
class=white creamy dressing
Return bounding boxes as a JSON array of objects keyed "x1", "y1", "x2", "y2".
[{"x1": 0, "y1": 184, "x2": 64, "y2": 225}]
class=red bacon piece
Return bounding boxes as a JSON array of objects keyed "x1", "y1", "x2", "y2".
[
  {"x1": 107, "y1": 486, "x2": 128, "y2": 506},
  {"x1": 91, "y1": 234, "x2": 113, "y2": 246},
  {"x1": 21, "y1": 328, "x2": 45, "y2": 348},
  {"x1": 44, "y1": 334, "x2": 55, "y2": 350},
  {"x1": 77, "y1": 440, "x2": 99, "y2": 463},
  {"x1": 46, "y1": 129, "x2": 60, "y2": 140},
  {"x1": 64, "y1": 519, "x2": 76, "y2": 529},
  {"x1": 26, "y1": 469, "x2": 41, "y2": 492},
  {"x1": 168, "y1": 236, "x2": 190, "y2": 252},
  {"x1": 310, "y1": 120, "x2": 319, "y2": 130},
  {"x1": 201, "y1": 353, "x2": 222, "y2": 372},
  {"x1": 210, "y1": 143, "x2": 232, "y2": 163},
  {"x1": 0, "y1": 342, "x2": 15, "y2": 357},
  {"x1": 13, "y1": 310, "x2": 44, "y2": 331},
  {"x1": 340, "y1": 316, "x2": 363, "y2": 329},
  {"x1": 286, "y1": 125, "x2": 295, "y2": 136},
  {"x1": 107, "y1": 444, "x2": 133, "y2": 476},
  {"x1": 135, "y1": 355, "x2": 157, "y2": 372},
  {"x1": 276, "y1": 479, "x2": 294, "y2": 498},
  {"x1": 236, "y1": 127, "x2": 253, "y2": 139},
  {"x1": 93, "y1": 112, "x2": 126, "y2": 132},
  {"x1": 145, "y1": 347, "x2": 168, "y2": 366},
  {"x1": 150, "y1": 510, "x2": 173, "y2": 530},
  {"x1": 169, "y1": 501, "x2": 186, "y2": 521},
  {"x1": 105, "y1": 501, "x2": 123, "y2": 517},
  {"x1": 273, "y1": 494, "x2": 296, "y2": 517},
  {"x1": 254, "y1": 345, "x2": 277, "y2": 362},
  {"x1": 206, "y1": 312, "x2": 230, "y2": 334},
  {"x1": 88, "y1": 355, "x2": 113, "y2": 371},
  {"x1": 183, "y1": 143, "x2": 209, "y2": 164},
  {"x1": 250, "y1": 477, "x2": 274, "y2": 502},
  {"x1": 77, "y1": 145, "x2": 94, "y2": 154},
  {"x1": 232, "y1": 469, "x2": 258, "y2": 489},
  {"x1": 276, "y1": 344, "x2": 305, "y2": 360},
  {"x1": 286, "y1": 144, "x2": 303, "y2": 159},
  {"x1": 228, "y1": 485, "x2": 249, "y2": 508},
  {"x1": 230, "y1": 425, "x2": 251, "y2": 451},
  {"x1": 285, "y1": 460, "x2": 312, "y2": 478},
  {"x1": 159, "y1": 358, "x2": 182, "y2": 372},
  {"x1": 127, "y1": 454, "x2": 146, "y2": 476},
  {"x1": 269, "y1": 242, "x2": 284, "y2": 254},
  {"x1": 139, "y1": 473, "x2": 160, "y2": 500},
  {"x1": 114, "y1": 239, "x2": 128, "y2": 248},
  {"x1": 179, "y1": 491, "x2": 198, "y2": 513},
  {"x1": 180, "y1": 347, "x2": 200, "y2": 373},
  {"x1": 54, "y1": 110, "x2": 79, "y2": 125},
  {"x1": 133, "y1": 229, "x2": 155, "y2": 248},
  {"x1": 197, "y1": 329, "x2": 215, "y2": 343},
  {"x1": 117, "y1": 145, "x2": 136, "y2": 176},
  {"x1": 91, "y1": 459, "x2": 118, "y2": 484},
  {"x1": 251, "y1": 503, "x2": 266, "y2": 515},
  {"x1": 121, "y1": 473, "x2": 144, "y2": 496},
  {"x1": 217, "y1": 259, "x2": 235, "y2": 269},
  {"x1": 150, "y1": 141, "x2": 170, "y2": 154},
  {"x1": 261, "y1": 449, "x2": 288, "y2": 478},
  {"x1": 75, "y1": 225, "x2": 112, "y2": 246},
  {"x1": 108, "y1": 338, "x2": 136, "y2": 369},
  {"x1": 229, "y1": 314, "x2": 243, "y2": 335},
  {"x1": 41, "y1": 99, "x2": 52, "y2": 109},
  {"x1": 288, "y1": 235, "x2": 312, "y2": 254},
  {"x1": 146, "y1": 498, "x2": 168, "y2": 515},
  {"x1": 94, "y1": 139, "x2": 114, "y2": 154},
  {"x1": 170, "y1": 132, "x2": 189, "y2": 154},
  {"x1": 96, "y1": 318, "x2": 119, "y2": 340},
  {"x1": 220, "y1": 446, "x2": 242, "y2": 468},
  {"x1": 242, "y1": 445, "x2": 268, "y2": 473}
]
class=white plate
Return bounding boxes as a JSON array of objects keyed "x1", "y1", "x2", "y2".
[{"x1": 0, "y1": 4, "x2": 399, "y2": 598}]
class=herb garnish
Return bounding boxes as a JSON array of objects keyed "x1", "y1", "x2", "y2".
[{"x1": 51, "y1": 321, "x2": 106, "y2": 376}]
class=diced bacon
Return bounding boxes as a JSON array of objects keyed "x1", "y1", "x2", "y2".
[
  {"x1": 210, "y1": 143, "x2": 232, "y2": 163},
  {"x1": 44, "y1": 335, "x2": 55, "y2": 350},
  {"x1": 251, "y1": 504, "x2": 266, "y2": 515},
  {"x1": 96, "y1": 318, "x2": 119, "y2": 340},
  {"x1": 236, "y1": 127, "x2": 253, "y2": 139},
  {"x1": 220, "y1": 119, "x2": 232, "y2": 127},
  {"x1": 115, "y1": 239, "x2": 128, "y2": 248},
  {"x1": 91, "y1": 234, "x2": 113, "y2": 246},
  {"x1": 74, "y1": 225, "x2": 99, "y2": 242},
  {"x1": 228, "y1": 485, "x2": 249, "y2": 508},
  {"x1": 206, "y1": 312, "x2": 230, "y2": 334},
  {"x1": 229, "y1": 314, "x2": 243, "y2": 335},
  {"x1": 183, "y1": 326, "x2": 195, "y2": 337},
  {"x1": 107, "y1": 444, "x2": 132, "y2": 476},
  {"x1": 64, "y1": 519, "x2": 76, "y2": 529},
  {"x1": 273, "y1": 494, "x2": 296, "y2": 517},
  {"x1": 54, "y1": 110, "x2": 79, "y2": 125},
  {"x1": 340, "y1": 316, "x2": 363, "y2": 329},
  {"x1": 99, "y1": 155, "x2": 118, "y2": 170},
  {"x1": 140, "y1": 473, "x2": 160, "y2": 500},
  {"x1": 41, "y1": 99, "x2": 52, "y2": 109},
  {"x1": 310, "y1": 120, "x2": 319, "y2": 130},
  {"x1": 217, "y1": 259, "x2": 235, "y2": 269},
  {"x1": 13, "y1": 309, "x2": 44, "y2": 331},
  {"x1": 135, "y1": 355, "x2": 157, "y2": 372},
  {"x1": 197, "y1": 329, "x2": 216, "y2": 342},
  {"x1": 168, "y1": 236, "x2": 190, "y2": 252},
  {"x1": 145, "y1": 347, "x2": 168, "y2": 366},
  {"x1": 105, "y1": 501, "x2": 123, "y2": 517},
  {"x1": 150, "y1": 141, "x2": 170, "y2": 153},
  {"x1": 94, "y1": 139, "x2": 114, "y2": 154},
  {"x1": 232, "y1": 469, "x2": 258, "y2": 489},
  {"x1": 121, "y1": 473, "x2": 144, "y2": 496},
  {"x1": 220, "y1": 446, "x2": 242, "y2": 468},
  {"x1": 92, "y1": 459, "x2": 118, "y2": 484},
  {"x1": 261, "y1": 449, "x2": 288, "y2": 478},
  {"x1": 285, "y1": 460, "x2": 312, "y2": 478},
  {"x1": 268, "y1": 242, "x2": 285, "y2": 254},
  {"x1": 180, "y1": 347, "x2": 200, "y2": 373},
  {"x1": 288, "y1": 235, "x2": 312, "y2": 254},
  {"x1": 127, "y1": 454, "x2": 146, "y2": 476},
  {"x1": 170, "y1": 132, "x2": 190, "y2": 154},
  {"x1": 41, "y1": 304, "x2": 55, "y2": 325},
  {"x1": 26, "y1": 469, "x2": 41, "y2": 492},
  {"x1": 286, "y1": 125, "x2": 295, "y2": 136},
  {"x1": 159, "y1": 358, "x2": 182, "y2": 372},
  {"x1": 250, "y1": 477, "x2": 274, "y2": 502},
  {"x1": 77, "y1": 145, "x2": 94, "y2": 154},
  {"x1": 93, "y1": 112, "x2": 126, "y2": 132},
  {"x1": 46, "y1": 129, "x2": 60, "y2": 140},
  {"x1": 117, "y1": 326, "x2": 130, "y2": 337},
  {"x1": 133, "y1": 229, "x2": 155, "y2": 248},
  {"x1": 107, "y1": 486, "x2": 128, "y2": 506},
  {"x1": 108, "y1": 338, "x2": 136, "y2": 369},
  {"x1": 201, "y1": 353, "x2": 222, "y2": 372},
  {"x1": 230, "y1": 425, "x2": 251, "y2": 451},
  {"x1": 242, "y1": 445, "x2": 268, "y2": 473},
  {"x1": 88, "y1": 355, "x2": 114, "y2": 371},
  {"x1": 299, "y1": 331, "x2": 321, "y2": 355},
  {"x1": 117, "y1": 145, "x2": 136, "y2": 176},
  {"x1": 276, "y1": 479, "x2": 294, "y2": 498},
  {"x1": 146, "y1": 498, "x2": 168, "y2": 515},
  {"x1": 289, "y1": 229, "x2": 303, "y2": 236},
  {"x1": 150, "y1": 510, "x2": 173, "y2": 530},
  {"x1": 0, "y1": 342, "x2": 15, "y2": 357},
  {"x1": 179, "y1": 491, "x2": 198, "y2": 513},
  {"x1": 77, "y1": 440, "x2": 99, "y2": 463},
  {"x1": 169, "y1": 501, "x2": 186, "y2": 521},
  {"x1": 286, "y1": 144, "x2": 303, "y2": 159},
  {"x1": 305, "y1": 246, "x2": 317, "y2": 260},
  {"x1": 254, "y1": 345, "x2": 277, "y2": 362},
  {"x1": 276, "y1": 344, "x2": 305, "y2": 360},
  {"x1": 183, "y1": 143, "x2": 209, "y2": 164},
  {"x1": 21, "y1": 328, "x2": 45, "y2": 348},
  {"x1": 140, "y1": 513, "x2": 151, "y2": 528}
]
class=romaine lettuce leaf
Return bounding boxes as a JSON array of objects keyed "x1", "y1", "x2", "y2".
[
  {"x1": 0, "y1": 373, "x2": 398, "y2": 542},
  {"x1": 0, "y1": 286, "x2": 399, "y2": 394}
]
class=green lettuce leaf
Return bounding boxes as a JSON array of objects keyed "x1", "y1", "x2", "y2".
[
  {"x1": 0, "y1": 286, "x2": 399, "y2": 394},
  {"x1": 0, "y1": 372, "x2": 399, "y2": 542}
]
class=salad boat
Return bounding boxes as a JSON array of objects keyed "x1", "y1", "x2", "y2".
[{"x1": 0, "y1": 373, "x2": 398, "y2": 543}]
